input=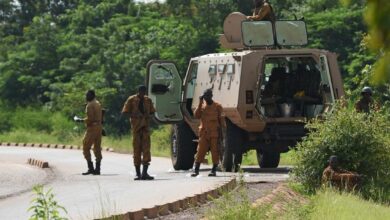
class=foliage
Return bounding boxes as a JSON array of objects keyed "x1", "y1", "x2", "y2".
[
  {"x1": 206, "y1": 186, "x2": 270, "y2": 220},
  {"x1": 0, "y1": 112, "x2": 172, "y2": 158},
  {"x1": 362, "y1": 0, "x2": 390, "y2": 83},
  {"x1": 0, "y1": 0, "x2": 381, "y2": 134},
  {"x1": 308, "y1": 189, "x2": 390, "y2": 220},
  {"x1": 293, "y1": 104, "x2": 390, "y2": 202},
  {"x1": 241, "y1": 149, "x2": 297, "y2": 166},
  {"x1": 28, "y1": 185, "x2": 68, "y2": 220}
]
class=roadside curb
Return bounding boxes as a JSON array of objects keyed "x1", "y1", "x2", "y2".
[
  {"x1": 27, "y1": 158, "x2": 49, "y2": 169},
  {"x1": 251, "y1": 184, "x2": 308, "y2": 213},
  {"x1": 1, "y1": 142, "x2": 235, "y2": 219},
  {"x1": 100, "y1": 178, "x2": 237, "y2": 220},
  {"x1": 0, "y1": 142, "x2": 115, "y2": 152}
]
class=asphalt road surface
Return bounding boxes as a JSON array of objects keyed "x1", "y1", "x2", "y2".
[{"x1": 0, "y1": 146, "x2": 289, "y2": 219}]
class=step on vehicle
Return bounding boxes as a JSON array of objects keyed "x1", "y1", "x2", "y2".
[{"x1": 146, "y1": 12, "x2": 344, "y2": 171}]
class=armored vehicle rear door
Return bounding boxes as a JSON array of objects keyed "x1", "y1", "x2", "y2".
[
  {"x1": 319, "y1": 54, "x2": 335, "y2": 109},
  {"x1": 146, "y1": 60, "x2": 183, "y2": 123}
]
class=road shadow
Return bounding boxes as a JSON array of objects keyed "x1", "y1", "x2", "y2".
[
  {"x1": 241, "y1": 167, "x2": 291, "y2": 174},
  {"x1": 98, "y1": 174, "x2": 120, "y2": 176}
]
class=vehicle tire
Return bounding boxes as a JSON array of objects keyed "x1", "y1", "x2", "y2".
[
  {"x1": 257, "y1": 150, "x2": 280, "y2": 168},
  {"x1": 222, "y1": 119, "x2": 244, "y2": 172},
  {"x1": 171, "y1": 121, "x2": 197, "y2": 170}
]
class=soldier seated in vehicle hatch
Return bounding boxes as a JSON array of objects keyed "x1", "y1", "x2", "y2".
[{"x1": 247, "y1": 0, "x2": 276, "y2": 22}]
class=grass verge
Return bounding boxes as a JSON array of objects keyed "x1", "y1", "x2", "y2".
[
  {"x1": 0, "y1": 125, "x2": 171, "y2": 157},
  {"x1": 0, "y1": 125, "x2": 296, "y2": 166},
  {"x1": 306, "y1": 189, "x2": 390, "y2": 220},
  {"x1": 206, "y1": 183, "x2": 390, "y2": 220},
  {"x1": 241, "y1": 150, "x2": 297, "y2": 166}
]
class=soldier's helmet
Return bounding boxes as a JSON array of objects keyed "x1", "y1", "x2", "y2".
[{"x1": 361, "y1": 86, "x2": 373, "y2": 95}]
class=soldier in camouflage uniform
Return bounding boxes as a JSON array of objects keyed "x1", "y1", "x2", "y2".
[
  {"x1": 355, "y1": 86, "x2": 379, "y2": 113},
  {"x1": 76, "y1": 90, "x2": 103, "y2": 175},
  {"x1": 322, "y1": 155, "x2": 362, "y2": 190},
  {"x1": 191, "y1": 89, "x2": 225, "y2": 177},
  {"x1": 246, "y1": 0, "x2": 276, "y2": 22},
  {"x1": 122, "y1": 85, "x2": 156, "y2": 180}
]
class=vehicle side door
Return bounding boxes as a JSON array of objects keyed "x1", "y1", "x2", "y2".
[{"x1": 146, "y1": 60, "x2": 183, "y2": 123}]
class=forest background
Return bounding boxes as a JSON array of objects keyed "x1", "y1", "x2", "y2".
[{"x1": 0, "y1": 0, "x2": 387, "y2": 147}]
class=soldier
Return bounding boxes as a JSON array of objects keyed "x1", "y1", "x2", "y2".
[
  {"x1": 246, "y1": 0, "x2": 276, "y2": 22},
  {"x1": 355, "y1": 86, "x2": 379, "y2": 113},
  {"x1": 191, "y1": 89, "x2": 225, "y2": 177},
  {"x1": 322, "y1": 155, "x2": 362, "y2": 190},
  {"x1": 75, "y1": 90, "x2": 103, "y2": 175},
  {"x1": 122, "y1": 85, "x2": 156, "y2": 180}
]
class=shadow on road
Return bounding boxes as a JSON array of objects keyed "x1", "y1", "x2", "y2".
[{"x1": 241, "y1": 167, "x2": 291, "y2": 174}]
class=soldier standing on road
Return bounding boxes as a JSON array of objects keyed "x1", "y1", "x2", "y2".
[
  {"x1": 122, "y1": 85, "x2": 156, "y2": 180},
  {"x1": 191, "y1": 89, "x2": 225, "y2": 177},
  {"x1": 322, "y1": 155, "x2": 362, "y2": 190},
  {"x1": 75, "y1": 90, "x2": 103, "y2": 175},
  {"x1": 246, "y1": 0, "x2": 276, "y2": 22},
  {"x1": 355, "y1": 86, "x2": 379, "y2": 113}
]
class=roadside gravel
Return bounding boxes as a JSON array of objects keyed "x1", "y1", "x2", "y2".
[{"x1": 160, "y1": 181, "x2": 281, "y2": 220}]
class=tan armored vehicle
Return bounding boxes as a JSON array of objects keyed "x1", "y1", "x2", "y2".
[{"x1": 146, "y1": 12, "x2": 344, "y2": 171}]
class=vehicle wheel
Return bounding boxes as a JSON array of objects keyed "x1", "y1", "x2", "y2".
[
  {"x1": 222, "y1": 119, "x2": 243, "y2": 172},
  {"x1": 257, "y1": 150, "x2": 280, "y2": 168},
  {"x1": 171, "y1": 121, "x2": 197, "y2": 170}
]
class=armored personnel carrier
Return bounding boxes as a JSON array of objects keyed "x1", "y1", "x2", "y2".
[{"x1": 146, "y1": 12, "x2": 344, "y2": 171}]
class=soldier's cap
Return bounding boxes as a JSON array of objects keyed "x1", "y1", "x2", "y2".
[
  {"x1": 203, "y1": 88, "x2": 213, "y2": 97},
  {"x1": 138, "y1": 85, "x2": 147, "y2": 92}
]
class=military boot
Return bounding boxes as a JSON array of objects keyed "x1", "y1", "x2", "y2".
[
  {"x1": 82, "y1": 161, "x2": 94, "y2": 175},
  {"x1": 134, "y1": 165, "x2": 141, "y2": 180},
  {"x1": 93, "y1": 160, "x2": 101, "y2": 175},
  {"x1": 208, "y1": 164, "x2": 218, "y2": 177},
  {"x1": 191, "y1": 162, "x2": 200, "y2": 177},
  {"x1": 141, "y1": 165, "x2": 154, "y2": 180}
]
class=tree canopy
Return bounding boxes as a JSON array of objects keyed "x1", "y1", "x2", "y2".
[{"x1": 0, "y1": 0, "x2": 384, "y2": 134}]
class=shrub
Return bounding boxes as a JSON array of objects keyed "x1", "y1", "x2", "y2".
[
  {"x1": 292, "y1": 104, "x2": 390, "y2": 202},
  {"x1": 50, "y1": 112, "x2": 77, "y2": 142},
  {"x1": 0, "y1": 111, "x2": 12, "y2": 133},
  {"x1": 28, "y1": 185, "x2": 67, "y2": 220},
  {"x1": 11, "y1": 108, "x2": 53, "y2": 133}
]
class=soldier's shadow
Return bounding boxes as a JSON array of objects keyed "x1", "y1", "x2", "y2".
[
  {"x1": 241, "y1": 167, "x2": 291, "y2": 174},
  {"x1": 98, "y1": 174, "x2": 120, "y2": 176}
]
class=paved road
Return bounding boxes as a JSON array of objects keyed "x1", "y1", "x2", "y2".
[{"x1": 0, "y1": 146, "x2": 288, "y2": 219}]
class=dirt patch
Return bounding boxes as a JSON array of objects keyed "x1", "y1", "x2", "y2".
[
  {"x1": 160, "y1": 181, "x2": 280, "y2": 220},
  {"x1": 252, "y1": 184, "x2": 308, "y2": 215}
]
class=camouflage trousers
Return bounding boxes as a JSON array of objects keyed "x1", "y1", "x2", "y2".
[
  {"x1": 83, "y1": 125, "x2": 103, "y2": 161},
  {"x1": 132, "y1": 126, "x2": 151, "y2": 166},
  {"x1": 195, "y1": 135, "x2": 219, "y2": 164}
]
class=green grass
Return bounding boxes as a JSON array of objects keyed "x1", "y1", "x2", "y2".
[
  {"x1": 206, "y1": 185, "x2": 271, "y2": 220},
  {"x1": 306, "y1": 190, "x2": 390, "y2": 220},
  {"x1": 0, "y1": 124, "x2": 298, "y2": 166},
  {"x1": 205, "y1": 183, "x2": 390, "y2": 220},
  {"x1": 0, "y1": 125, "x2": 171, "y2": 157},
  {"x1": 241, "y1": 150, "x2": 297, "y2": 166}
]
